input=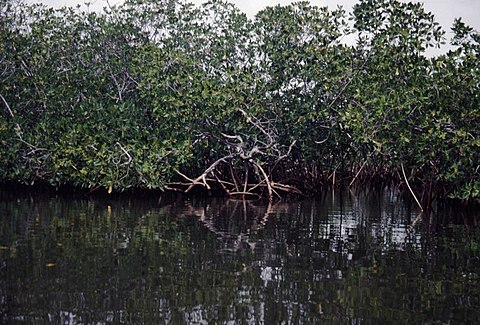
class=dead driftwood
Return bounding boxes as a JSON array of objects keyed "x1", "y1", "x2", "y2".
[{"x1": 165, "y1": 108, "x2": 303, "y2": 200}]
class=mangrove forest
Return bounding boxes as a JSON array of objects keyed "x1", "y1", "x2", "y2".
[{"x1": 0, "y1": 0, "x2": 479, "y2": 203}]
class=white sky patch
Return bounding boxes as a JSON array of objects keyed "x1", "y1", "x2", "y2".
[
  {"x1": 26, "y1": 0, "x2": 479, "y2": 32},
  {"x1": 26, "y1": 0, "x2": 480, "y2": 54}
]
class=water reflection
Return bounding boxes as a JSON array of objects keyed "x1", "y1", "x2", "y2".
[{"x1": 0, "y1": 188, "x2": 479, "y2": 324}]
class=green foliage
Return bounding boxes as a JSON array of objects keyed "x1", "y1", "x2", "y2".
[
  {"x1": 345, "y1": 0, "x2": 479, "y2": 200},
  {"x1": 254, "y1": 2, "x2": 353, "y2": 166},
  {"x1": 0, "y1": 0, "x2": 478, "y2": 201}
]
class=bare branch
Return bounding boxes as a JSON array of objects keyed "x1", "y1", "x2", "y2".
[
  {"x1": 228, "y1": 191, "x2": 261, "y2": 198},
  {"x1": 116, "y1": 142, "x2": 132, "y2": 165},
  {"x1": 349, "y1": 151, "x2": 374, "y2": 187},
  {"x1": 401, "y1": 163, "x2": 424, "y2": 212},
  {"x1": 238, "y1": 107, "x2": 274, "y2": 146},
  {"x1": 251, "y1": 160, "x2": 272, "y2": 201},
  {"x1": 0, "y1": 93, "x2": 14, "y2": 119},
  {"x1": 184, "y1": 153, "x2": 235, "y2": 192}
]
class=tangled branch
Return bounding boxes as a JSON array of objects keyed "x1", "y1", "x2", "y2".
[{"x1": 167, "y1": 107, "x2": 302, "y2": 200}]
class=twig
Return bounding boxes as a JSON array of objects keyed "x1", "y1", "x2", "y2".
[
  {"x1": 271, "y1": 182, "x2": 304, "y2": 195},
  {"x1": 175, "y1": 169, "x2": 195, "y2": 182},
  {"x1": 229, "y1": 191, "x2": 261, "y2": 198},
  {"x1": 184, "y1": 153, "x2": 235, "y2": 192},
  {"x1": 229, "y1": 162, "x2": 239, "y2": 192},
  {"x1": 238, "y1": 107, "x2": 274, "y2": 146},
  {"x1": 269, "y1": 140, "x2": 297, "y2": 177},
  {"x1": 0, "y1": 93, "x2": 14, "y2": 119},
  {"x1": 349, "y1": 151, "x2": 373, "y2": 187},
  {"x1": 213, "y1": 172, "x2": 230, "y2": 195},
  {"x1": 272, "y1": 187, "x2": 281, "y2": 199},
  {"x1": 164, "y1": 186, "x2": 184, "y2": 192},
  {"x1": 247, "y1": 179, "x2": 266, "y2": 193},
  {"x1": 407, "y1": 211, "x2": 424, "y2": 233},
  {"x1": 277, "y1": 140, "x2": 297, "y2": 161},
  {"x1": 116, "y1": 142, "x2": 132, "y2": 165},
  {"x1": 401, "y1": 163, "x2": 424, "y2": 212},
  {"x1": 252, "y1": 160, "x2": 272, "y2": 201},
  {"x1": 315, "y1": 134, "x2": 330, "y2": 144},
  {"x1": 0, "y1": 93, "x2": 47, "y2": 152}
]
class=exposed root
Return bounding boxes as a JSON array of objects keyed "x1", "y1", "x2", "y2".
[{"x1": 401, "y1": 163, "x2": 424, "y2": 212}]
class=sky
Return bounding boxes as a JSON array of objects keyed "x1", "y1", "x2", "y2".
[
  {"x1": 26, "y1": 0, "x2": 480, "y2": 31},
  {"x1": 26, "y1": 0, "x2": 480, "y2": 53}
]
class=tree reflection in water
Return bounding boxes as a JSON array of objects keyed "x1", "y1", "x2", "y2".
[{"x1": 0, "y1": 188, "x2": 479, "y2": 324}]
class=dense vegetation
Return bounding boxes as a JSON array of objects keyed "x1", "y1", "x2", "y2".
[{"x1": 0, "y1": 0, "x2": 479, "y2": 203}]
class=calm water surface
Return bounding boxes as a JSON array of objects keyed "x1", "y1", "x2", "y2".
[{"x1": 0, "y1": 188, "x2": 479, "y2": 324}]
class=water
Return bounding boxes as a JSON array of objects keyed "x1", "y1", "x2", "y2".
[{"x1": 1, "y1": 188, "x2": 479, "y2": 324}]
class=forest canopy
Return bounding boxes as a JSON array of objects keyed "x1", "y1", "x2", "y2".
[{"x1": 0, "y1": 0, "x2": 479, "y2": 202}]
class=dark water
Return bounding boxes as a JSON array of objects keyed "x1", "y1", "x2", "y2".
[{"x1": 0, "y1": 188, "x2": 479, "y2": 324}]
